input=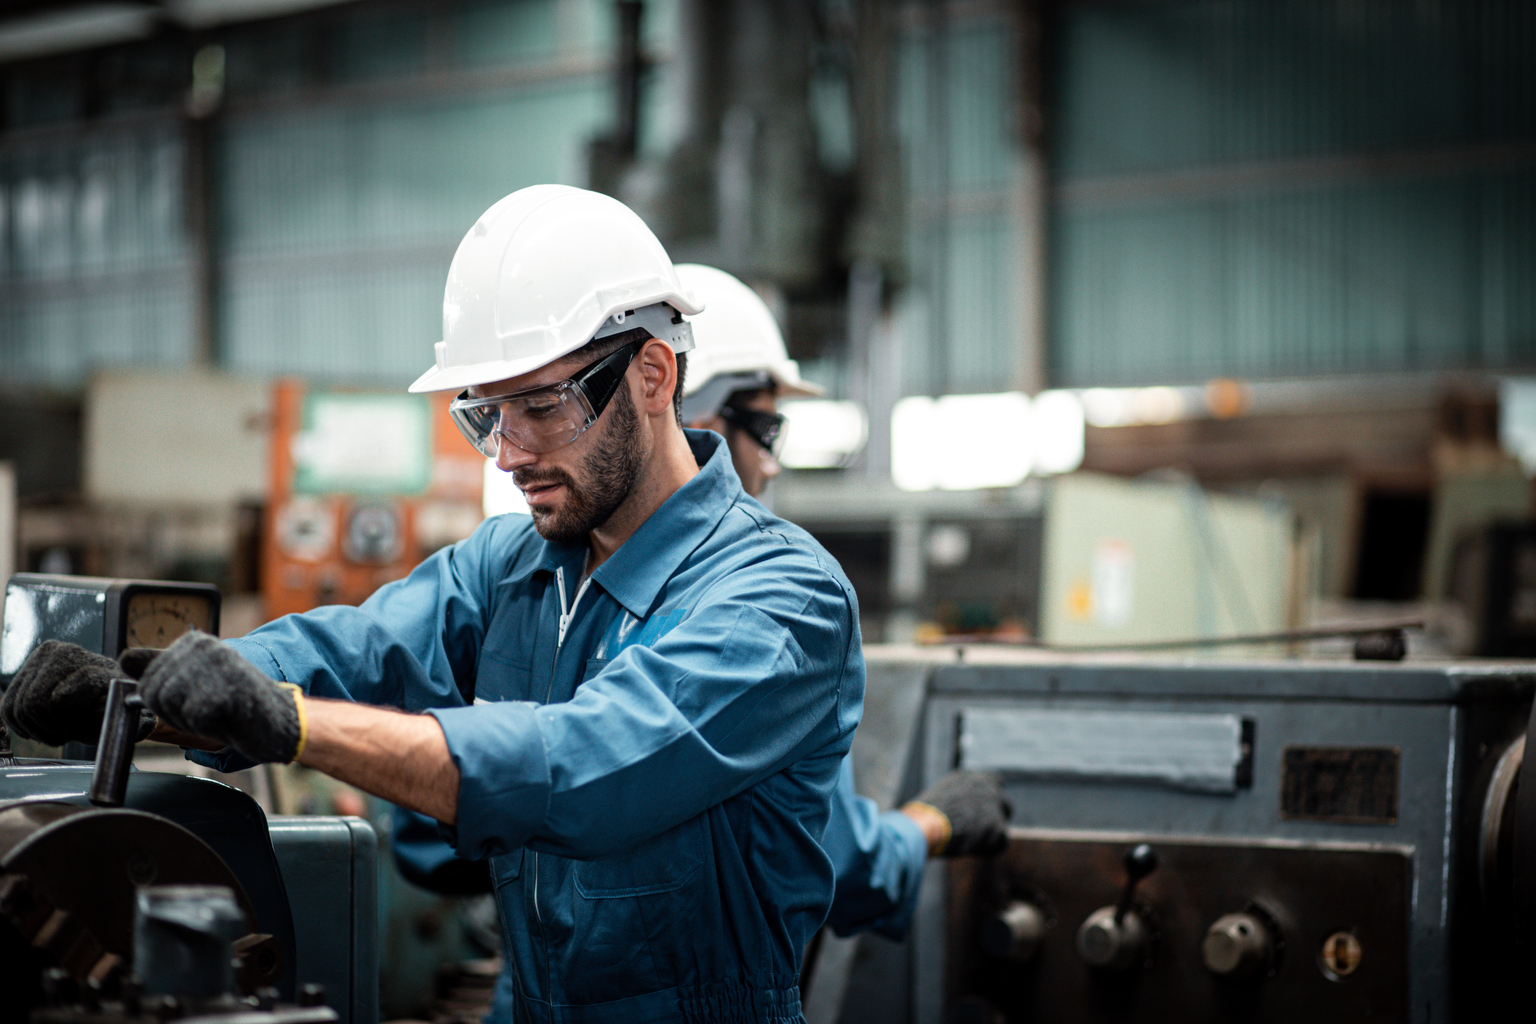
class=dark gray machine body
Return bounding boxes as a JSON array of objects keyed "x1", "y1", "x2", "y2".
[
  {"x1": 814, "y1": 652, "x2": 1534, "y2": 1024},
  {"x1": 0, "y1": 763, "x2": 378, "y2": 1024}
]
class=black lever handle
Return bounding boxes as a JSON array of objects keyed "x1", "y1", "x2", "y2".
[
  {"x1": 89, "y1": 678, "x2": 140, "y2": 808},
  {"x1": 1114, "y1": 843, "x2": 1158, "y2": 924}
]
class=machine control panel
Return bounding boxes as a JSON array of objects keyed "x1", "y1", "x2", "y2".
[{"x1": 947, "y1": 831, "x2": 1410, "y2": 1023}]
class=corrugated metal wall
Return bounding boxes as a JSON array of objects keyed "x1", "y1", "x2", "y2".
[
  {"x1": 3, "y1": 0, "x2": 1531, "y2": 395},
  {"x1": 1, "y1": 122, "x2": 194, "y2": 387},
  {"x1": 1050, "y1": 0, "x2": 1536, "y2": 387},
  {"x1": 897, "y1": 5, "x2": 1029, "y2": 397},
  {"x1": 0, "y1": 0, "x2": 675, "y2": 390}
]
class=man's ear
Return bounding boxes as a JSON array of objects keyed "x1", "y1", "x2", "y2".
[{"x1": 635, "y1": 337, "x2": 679, "y2": 417}]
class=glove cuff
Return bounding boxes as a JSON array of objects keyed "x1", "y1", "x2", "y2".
[
  {"x1": 903, "y1": 800, "x2": 953, "y2": 856},
  {"x1": 278, "y1": 683, "x2": 308, "y2": 762},
  {"x1": 133, "y1": 708, "x2": 159, "y2": 743}
]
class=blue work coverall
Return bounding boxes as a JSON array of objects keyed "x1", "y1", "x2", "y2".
[
  {"x1": 395, "y1": 759, "x2": 926, "y2": 1021},
  {"x1": 195, "y1": 431, "x2": 865, "y2": 1024},
  {"x1": 396, "y1": 758, "x2": 929, "y2": 935}
]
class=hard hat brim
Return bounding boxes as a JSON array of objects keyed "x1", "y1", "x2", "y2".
[{"x1": 409, "y1": 301, "x2": 697, "y2": 394}]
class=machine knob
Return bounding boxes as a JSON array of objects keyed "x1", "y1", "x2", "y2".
[
  {"x1": 980, "y1": 900, "x2": 1047, "y2": 961},
  {"x1": 1077, "y1": 905, "x2": 1149, "y2": 970},
  {"x1": 1076, "y1": 844, "x2": 1158, "y2": 970},
  {"x1": 1202, "y1": 912, "x2": 1273, "y2": 978}
]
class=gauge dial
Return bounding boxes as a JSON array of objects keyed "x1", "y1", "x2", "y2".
[{"x1": 124, "y1": 592, "x2": 215, "y2": 648}]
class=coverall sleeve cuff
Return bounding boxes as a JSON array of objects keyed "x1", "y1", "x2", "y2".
[
  {"x1": 184, "y1": 746, "x2": 258, "y2": 774},
  {"x1": 885, "y1": 808, "x2": 931, "y2": 875},
  {"x1": 429, "y1": 701, "x2": 551, "y2": 860},
  {"x1": 224, "y1": 637, "x2": 286, "y2": 682},
  {"x1": 870, "y1": 809, "x2": 930, "y2": 939}
]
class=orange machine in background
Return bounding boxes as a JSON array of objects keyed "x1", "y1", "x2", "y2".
[{"x1": 262, "y1": 379, "x2": 486, "y2": 619}]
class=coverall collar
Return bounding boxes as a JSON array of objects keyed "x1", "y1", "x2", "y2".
[{"x1": 499, "y1": 429, "x2": 742, "y2": 618}]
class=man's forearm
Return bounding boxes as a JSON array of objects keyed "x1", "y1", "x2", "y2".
[{"x1": 296, "y1": 697, "x2": 461, "y2": 824}]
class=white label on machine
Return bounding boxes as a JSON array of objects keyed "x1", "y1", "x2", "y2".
[
  {"x1": 1091, "y1": 538, "x2": 1135, "y2": 627},
  {"x1": 960, "y1": 708, "x2": 1246, "y2": 793}
]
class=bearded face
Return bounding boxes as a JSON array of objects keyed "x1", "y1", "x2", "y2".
[{"x1": 515, "y1": 379, "x2": 645, "y2": 544}]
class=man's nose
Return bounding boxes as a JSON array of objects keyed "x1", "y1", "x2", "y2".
[
  {"x1": 494, "y1": 433, "x2": 539, "y2": 473},
  {"x1": 760, "y1": 452, "x2": 781, "y2": 480}
]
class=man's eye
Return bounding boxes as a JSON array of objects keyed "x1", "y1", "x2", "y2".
[{"x1": 524, "y1": 401, "x2": 561, "y2": 419}]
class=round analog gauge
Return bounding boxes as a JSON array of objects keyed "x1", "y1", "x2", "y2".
[
  {"x1": 125, "y1": 592, "x2": 215, "y2": 648},
  {"x1": 344, "y1": 502, "x2": 404, "y2": 565}
]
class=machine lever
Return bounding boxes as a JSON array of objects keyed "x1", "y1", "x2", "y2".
[
  {"x1": 1114, "y1": 843, "x2": 1158, "y2": 924},
  {"x1": 1078, "y1": 844, "x2": 1159, "y2": 970},
  {"x1": 89, "y1": 678, "x2": 140, "y2": 808}
]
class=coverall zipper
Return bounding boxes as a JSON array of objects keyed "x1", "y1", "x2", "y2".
[{"x1": 533, "y1": 565, "x2": 592, "y2": 933}]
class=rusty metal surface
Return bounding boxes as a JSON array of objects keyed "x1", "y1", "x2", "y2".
[{"x1": 946, "y1": 829, "x2": 1411, "y2": 1023}]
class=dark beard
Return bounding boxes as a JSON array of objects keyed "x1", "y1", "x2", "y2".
[{"x1": 521, "y1": 382, "x2": 644, "y2": 545}]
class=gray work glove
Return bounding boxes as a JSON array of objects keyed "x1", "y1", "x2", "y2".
[
  {"x1": 139, "y1": 631, "x2": 306, "y2": 764},
  {"x1": 905, "y1": 771, "x2": 1014, "y2": 858},
  {"x1": 0, "y1": 640, "x2": 158, "y2": 747}
]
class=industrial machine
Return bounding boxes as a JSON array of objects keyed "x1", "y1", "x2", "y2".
[
  {"x1": 0, "y1": 574, "x2": 378, "y2": 1023},
  {"x1": 882, "y1": 650, "x2": 1536, "y2": 1023},
  {"x1": 804, "y1": 648, "x2": 1536, "y2": 1023}
]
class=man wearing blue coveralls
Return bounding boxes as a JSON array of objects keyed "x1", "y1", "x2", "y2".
[
  {"x1": 390, "y1": 263, "x2": 1014, "y2": 1019},
  {"x1": 2, "y1": 184, "x2": 865, "y2": 1024}
]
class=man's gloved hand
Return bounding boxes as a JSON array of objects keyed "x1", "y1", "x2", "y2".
[
  {"x1": 903, "y1": 770, "x2": 1014, "y2": 858},
  {"x1": 138, "y1": 631, "x2": 307, "y2": 764},
  {"x1": 0, "y1": 640, "x2": 158, "y2": 747}
]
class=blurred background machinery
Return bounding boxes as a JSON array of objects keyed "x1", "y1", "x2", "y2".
[
  {"x1": 262, "y1": 380, "x2": 483, "y2": 618},
  {"x1": 805, "y1": 651, "x2": 1536, "y2": 1024}
]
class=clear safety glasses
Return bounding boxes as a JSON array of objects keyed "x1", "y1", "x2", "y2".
[
  {"x1": 719, "y1": 402, "x2": 787, "y2": 456},
  {"x1": 449, "y1": 337, "x2": 645, "y2": 456}
]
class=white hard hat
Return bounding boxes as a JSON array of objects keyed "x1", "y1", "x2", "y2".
[
  {"x1": 409, "y1": 185, "x2": 702, "y2": 394},
  {"x1": 676, "y1": 263, "x2": 824, "y2": 423}
]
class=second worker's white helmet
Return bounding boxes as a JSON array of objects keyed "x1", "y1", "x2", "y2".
[{"x1": 676, "y1": 264, "x2": 823, "y2": 424}]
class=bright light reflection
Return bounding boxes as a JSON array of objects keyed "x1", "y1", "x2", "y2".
[
  {"x1": 482, "y1": 459, "x2": 530, "y2": 518},
  {"x1": 893, "y1": 392, "x2": 1032, "y2": 491},
  {"x1": 1081, "y1": 388, "x2": 1131, "y2": 427},
  {"x1": 779, "y1": 400, "x2": 868, "y2": 469},
  {"x1": 1134, "y1": 386, "x2": 1185, "y2": 424},
  {"x1": 1031, "y1": 390, "x2": 1085, "y2": 474}
]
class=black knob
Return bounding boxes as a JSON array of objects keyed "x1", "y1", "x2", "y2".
[{"x1": 1114, "y1": 844, "x2": 1158, "y2": 923}]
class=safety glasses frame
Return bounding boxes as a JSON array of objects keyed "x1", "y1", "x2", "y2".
[
  {"x1": 718, "y1": 402, "x2": 787, "y2": 456},
  {"x1": 449, "y1": 335, "x2": 647, "y2": 456}
]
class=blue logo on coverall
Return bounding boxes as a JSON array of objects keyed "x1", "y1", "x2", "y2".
[{"x1": 594, "y1": 607, "x2": 689, "y2": 660}]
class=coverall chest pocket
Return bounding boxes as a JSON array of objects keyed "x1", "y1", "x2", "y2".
[
  {"x1": 475, "y1": 644, "x2": 533, "y2": 703},
  {"x1": 574, "y1": 815, "x2": 706, "y2": 898}
]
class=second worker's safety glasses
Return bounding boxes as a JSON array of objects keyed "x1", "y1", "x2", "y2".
[
  {"x1": 448, "y1": 336, "x2": 646, "y2": 456},
  {"x1": 718, "y1": 402, "x2": 787, "y2": 456}
]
